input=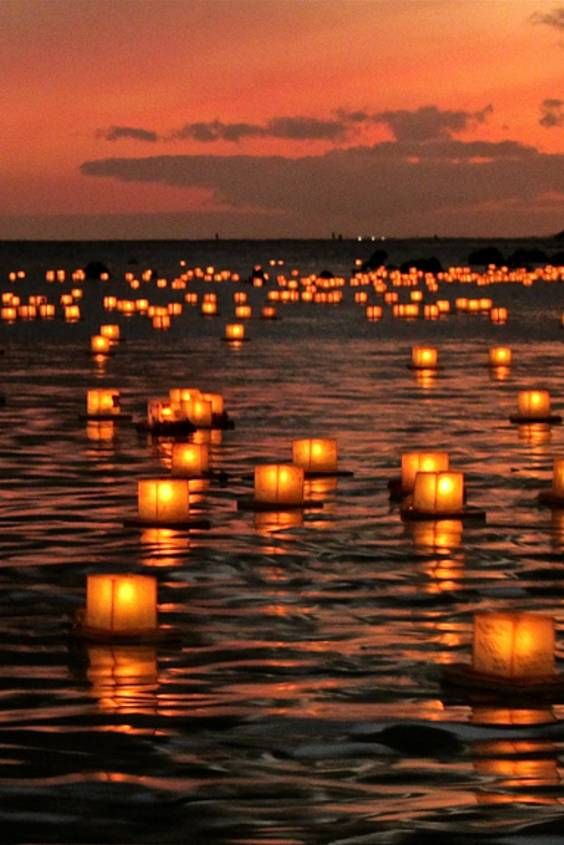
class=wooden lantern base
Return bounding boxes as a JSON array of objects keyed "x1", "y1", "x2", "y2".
[
  {"x1": 509, "y1": 414, "x2": 562, "y2": 425},
  {"x1": 170, "y1": 469, "x2": 229, "y2": 484},
  {"x1": 407, "y1": 364, "x2": 442, "y2": 371},
  {"x1": 237, "y1": 496, "x2": 323, "y2": 512},
  {"x1": 79, "y1": 413, "x2": 132, "y2": 422},
  {"x1": 71, "y1": 610, "x2": 178, "y2": 645},
  {"x1": 221, "y1": 337, "x2": 250, "y2": 343},
  {"x1": 388, "y1": 477, "x2": 407, "y2": 501},
  {"x1": 538, "y1": 490, "x2": 564, "y2": 508},
  {"x1": 136, "y1": 412, "x2": 234, "y2": 436},
  {"x1": 123, "y1": 516, "x2": 211, "y2": 530},
  {"x1": 442, "y1": 663, "x2": 564, "y2": 699},
  {"x1": 400, "y1": 504, "x2": 486, "y2": 523}
]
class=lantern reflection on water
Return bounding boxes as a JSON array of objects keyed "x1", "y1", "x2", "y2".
[
  {"x1": 87, "y1": 645, "x2": 158, "y2": 712},
  {"x1": 137, "y1": 478, "x2": 191, "y2": 524},
  {"x1": 410, "y1": 519, "x2": 463, "y2": 552},
  {"x1": 254, "y1": 464, "x2": 304, "y2": 507},
  {"x1": 254, "y1": 509, "x2": 304, "y2": 534},
  {"x1": 86, "y1": 421, "x2": 116, "y2": 442},
  {"x1": 472, "y1": 612, "x2": 555, "y2": 680},
  {"x1": 84, "y1": 574, "x2": 157, "y2": 637}
]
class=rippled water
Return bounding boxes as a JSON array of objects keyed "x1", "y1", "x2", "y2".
[{"x1": 1, "y1": 245, "x2": 564, "y2": 843}]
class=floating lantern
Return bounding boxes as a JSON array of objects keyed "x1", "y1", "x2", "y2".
[
  {"x1": 254, "y1": 465, "x2": 305, "y2": 507},
  {"x1": 365, "y1": 305, "x2": 383, "y2": 321},
  {"x1": 137, "y1": 478, "x2": 191, "y2": 524},
  {"x1": 223, "y1": 323, "x2": 246, "y2": 342},
  {"x1": 90, "y1": 335, "x2": 112, "y2": 356},
  {"x1": 490, "y1": 307, "x2": 508, "y2": 324},
  {"x1": 410, "y1": 345, "x2": 438, "y2": 369},
  {"x1": 171, "y1": 443, "x2": 210, "y2": 477},
  {"x1": 396, "y1": 451, "x2": 450, "y2": 497},
  {"x1": 83, "y1": 574, "x2": 157, "y2": 638},
  {"x1": 183, "y1": 397, "x2": 213, "y2": 428},
  {"x1": 538, "y1": 458, "x2": 564, "y2": 506},
  {"x1": 412, "y1": 471, "x2": 464, "y2": 515},
  {"x1": 489, "y1": 347, "x2": 512, "y2": 367},
  {"x1": 201, "y1": 301, "x2": 218, "y2": 316},
  {"x1": 201, "y1": 392, "x2": 224, "y2": 415},
  {"x1": 100, "y1": 324, "x2": 120, "y2": 343},
  {"x1": 234, "y1": 305, "x2": 252, "y2": 319},
  {"x1": 147, "y1": 398, "x2": 183, "y2": 426},
  {"x1": 39, "y1": 303, "x2": 55, "y2": 319},
  {"x1": 261, "y1": 305, "x2": 277, "y2": 319},
  {"x1": 64, "y1": 304, "x2": 81, "y2": 322},
  {"x1": 169, "y1": 387, "x2": 201, "y2": 407},
  {"x1": 511, "y1": 390, "x2": 560, "y2": 424},
  {"x1": 473, "y1": 613, "x2": 554, "y2": 680},
  {"x1": 85, "y1": 388, "x2": 121, "y2": 419},
  {"x1": 292, "y1": 438, "x2": 338, "y2": 475}
]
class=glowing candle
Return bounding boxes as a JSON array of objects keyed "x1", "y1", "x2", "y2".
[
  {"x1": 85, "y1": 574, "x2": 157, "y2": 635},
  {"x1": 411, "y1": 346, "x2": 438, "y2": 369},
  {"x1": 292, "y1": 438, "x2": 338, "y2": 473},
  {"x1": 517, "y1": 390, "x2": 551, "y2": 419},
  {"x1": 413, "y1": 471, "x2": 464, "y2": 514},
  {"x1": 254, "y1": 464, "x2": 304, "y2": 506},
  {"x1": 472, "y1": 612, "x2": 554, "y2": 679},
  {"x1": 171, "y1": 443, "x2": 209, "y2": 477},
  {"x1": 138, "y1": 478, "x2": 190, "y2": 523},
  {"x1": 401, "y1": 452, "x2": 449, "y2": 493}
]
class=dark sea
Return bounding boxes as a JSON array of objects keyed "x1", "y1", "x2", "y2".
[{"x1": 1, "y1": 237, "x2": 564, "y2": 844}]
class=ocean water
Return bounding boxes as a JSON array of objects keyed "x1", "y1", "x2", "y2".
[{"x1": 1, "y1": 239, "x2": 564, "y2": 843}]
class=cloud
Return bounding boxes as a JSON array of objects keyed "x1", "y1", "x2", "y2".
[
  {"x1": 172, "y1": 115, "x2": 351, "y2": 143},
  {"x1": 540, "y1": 98, "x2": 564, "y2": 127},
  {"x1": 79, "y1": 137, "x2": 564, "y2": 235},
  {"x1": 99, "y1": 125, "x2": 160, "y2": 143},
  {"x1": 367, "y1": 105, "x2": 493, "y2": 142},
  {"x1": 530, "y1": 7, "x2": 564, "y2": 30}
]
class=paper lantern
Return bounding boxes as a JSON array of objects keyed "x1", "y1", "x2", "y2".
[
  {"x1": 169, "y1": 387, "x2": 201, "y2": 407},
  {"x1": 254, "y1": 464, "x2": 304, "y2": 506},
  {"x1": 201, "y1": 301, "x2": 218, "y2": 316},
  {"x1": 224, "y1": 323, "x2": 245, "y2": 341},
  {"x1": 261, "y1": 306, "x2": 277, "y2": 319},
  {"x1": 183, "y1": 397, "x2": 213, "y2": 427},
  {"x1": 489, "y1": 346, "x2": 512, "y2": 367},
  {"x1": 137, "y1": 478, "x2": 190, "y2": 524},
  {"x1": 413, "y1": 471, "x2": 464, "y2": 514},
  {"x1": 100, "y1": 324, "x2": 120, "y2": 343},
  {"x1": 517, "y1": 390, "x2": 551, "y2": 419},
  {"x1": 551, "y1": 458, "x2": 564, "y2": 497},
  {"x1": 401, "y1": 452, "x2": 449, "y2": 493},
  {"x1": 201, "y1": 392, "x2": 224, "y2": 415},
  {"x1": 90, "y1": 335, "x2": 111, "y2": 355},
  {"x1": 85, "y1": 574, "x2": 157, "y2": 635},
  {"x1": 147, "y1": 398, "x2": 182, "y2": 425},
  {"x1": 86, "y1": 388, "x2": 121, "y2": 418},
  {"x1": 234, "y1": 305, "x2": 252, "y2": 319},
  {"x1": 472, "y1": 612, "x2": 555, "y2": 679},
  {"x1": 292, "y1": 438, "x2": 338, "y2": 473},
  {"x1": 411, "y1": 346, "x2": 438, "y2": 369},
  {"x1": 171, "y1": 443, "x2": 209, "y2": 477}
]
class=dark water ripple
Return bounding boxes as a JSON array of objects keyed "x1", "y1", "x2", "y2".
[{"x1": 1, "y1": 276, "x2": 564, "y2": 842}]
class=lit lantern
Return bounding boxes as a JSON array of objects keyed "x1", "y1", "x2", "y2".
[
  {"x1": 90, "y1": 335, "x2": 111, "y2": 355},
  {"x1": 411, "y1": 345, "x2": 438, "y2": 369},
  {"x1": 171, "y1": 443, "x2": 209, "y2": 477},
  {"x1": 254, "y1": 464, "x2": 304, "y2": 506},
  {"x1": 64, "y1": 304, "x2": 81, "y2": 322},
  {"x1": 224, "y1": 323, "x2": 245, "y2": 342},
  {"x1": 517, "y1": 390, "x2": 551, "y2": 420},
  {"x1": 147, "y1": 398, "x2": 182, "y2": 426},
  {"x1": 137, "y1": 478, "x2": 190, "y2": 524},
  {"x1": 489, "y1": 347, "x2": 512, "y2": 367},
  {"x1": 365, "y1": 305, "x2": 383, "y2": 321},
  {"x1": 552, "y1": 459, "x2": 564, "y2": 497},
  {"x1": 472, "y1": 612, "x2": 555, "y2": 680},
  {"x1": 201, "y1": 392, "x2": 224, "y2": 415},
  {"x1": 85, "y1": 574, "x2": 157, "y2": 636},
  {"x1": 169, "y1": 387, "x2": 201, "y2": 407},
  {"x1": 261, "y1": 306, "x2": 277, "y2": 319},
  {"x1": 413, "y1": 471, "x2": 464, "y2": 514},
  {"x1": 100, "y1": 324, "x2": 120, "y2": 343},
  {"x1": 201, "y1": 301, "x2": 218, "y2": 316},
  {"x1": 490, "y1": 307, "x2": 508, "y2": 324},
  {"x1": 183, "y1": 397, "x2": 213, "y2": 427},
  {"x1": 86, "y1": 388, "x2": 121, "y2": 418},
  {"x1": 234, "y1": 305, "x2": 252, "y2": 319},
  {"x1": 401, "y1": 452, "x2": 449, "y2": 494},
  {"x1": 39, "y1": 303, "x2": 55, "y2": 319},
  {"x1": 292, "y1": 438, "x2": 338, "y2": 474}
]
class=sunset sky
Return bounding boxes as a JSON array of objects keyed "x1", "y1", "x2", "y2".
[{"x1": 2, "y1": 0, "x2": 563, "y2": 239}]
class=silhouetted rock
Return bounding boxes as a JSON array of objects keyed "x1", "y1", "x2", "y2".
[
  {"x1": 83, "y1": 260, "x2": 110, "y2": 280},
  {"x1": 507, "y1": 247, "x2": 548, "y2": 268},
  {"x1": 550, "y1": 250, "x2": 564, "y2": 264},
  {"x1": 553, "y1": 230, "x2": 564, "y2": 241},
  {"x1": 318, "y1": 269, "x2": 334, "y2": 279},
  {"x1": 467, "y1": 246, "x2": 505, "y2": 266},
  {"x1": 399, "y1": 256, "x2": 443, "y2": 274},
  {"x1": 361, "y1": 249, "x2": 388, "y2": 271}
]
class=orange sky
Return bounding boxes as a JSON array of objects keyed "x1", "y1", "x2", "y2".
[{"x1": 2, "y1": 0, "x2": 563, "y2": 238}]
